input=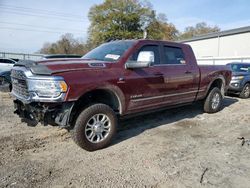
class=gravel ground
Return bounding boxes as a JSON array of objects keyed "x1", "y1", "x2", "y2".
[{"x1": 0, "y1": 91, "x2": 250, "y2": 188}]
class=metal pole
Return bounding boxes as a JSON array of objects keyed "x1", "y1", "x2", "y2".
[{"x1": 217, "y1": 35, "x2": 220, "y2": 57}]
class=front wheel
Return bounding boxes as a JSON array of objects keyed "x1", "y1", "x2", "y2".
[
  {"x1": 204, "y1": 87, "x2": 223, "y2": 113},
  {"x1": 72, "y1": 104, "x2": 117, "y2": 151},
  {"x1": 239, "y1": 83, "x2": 250, "y2": 99}
]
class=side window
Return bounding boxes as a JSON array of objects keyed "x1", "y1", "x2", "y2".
[
  {"x1": 5, "y1": 60, "x2": 12, "y2": 64},
  {"x1": 163, "y1": 46, "x2": 186, "y2": 65},
  {"x1": 130, "y1": 45, "x2": 160, "y2": 65},
  {"x1": 0, "y1": 59, "x2": 14, "y2": 64},
  {"x1": 0, "y1": 59, "x2": 7, "y2": 64},
  {"x1": 8, "y1": 60, "x2": 15, "y2": 64}
]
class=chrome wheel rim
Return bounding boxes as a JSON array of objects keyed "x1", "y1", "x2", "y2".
[
  {"x1": 211, "y1": 93, "x2": 220, "y2": 109},
  {"x1": 244, "y1": 86, "x2": 250, "y2": 97},
  {"x1": 85, "y1": 114, "x2": 111, "y2": 143}
]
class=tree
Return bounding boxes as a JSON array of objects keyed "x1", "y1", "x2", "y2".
[
  {"x1": 87, "y1": 0, "x2": 178, "y2": 48},
  {"x1": 40, "y1": 1, "x2": 179, "y2": 53},
  {"x1": 146, "y1": 13, "x2": 178, "y2": 40},
  {"x1": 39, "y1": 33, "x2": 87, "y2": 55},
  {"x1": 178, "y1": 22, "x2": 220, "y2": 40}
]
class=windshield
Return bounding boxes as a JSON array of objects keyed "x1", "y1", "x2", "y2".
[
  {"x1": 82, "y1": 41, "x2": 135, "y2": 62},
  {"x1": 228, "y1": 64, "x2": 250, "y2": 72}
]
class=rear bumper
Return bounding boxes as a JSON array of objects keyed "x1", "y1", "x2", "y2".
[{"x1": 14, "y1": 100, "x2": 74, "y2": 128}]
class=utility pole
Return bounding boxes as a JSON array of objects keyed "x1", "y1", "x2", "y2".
[{"x1": 143, "y1": 30, "x2": 147, "y2": 39}]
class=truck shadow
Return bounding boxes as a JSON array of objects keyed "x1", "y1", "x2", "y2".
[{"x1": 112, "y1": 97, "x2": 238, "y2": 146}]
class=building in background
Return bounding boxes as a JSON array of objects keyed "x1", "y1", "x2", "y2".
[{"x1": 180, "y1": 26, "x2": 250, "y2": 65}]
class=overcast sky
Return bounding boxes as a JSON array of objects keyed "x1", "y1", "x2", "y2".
[{"x1": 0, "y1": 0, "x2": 250, "y2": 53}]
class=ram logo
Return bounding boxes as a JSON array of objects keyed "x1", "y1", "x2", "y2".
[{"x1": 130, "y1": 94, "x2": 143, "y2": 99}]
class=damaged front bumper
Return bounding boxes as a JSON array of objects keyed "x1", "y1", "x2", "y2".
[{"x1": 14, "y1": 100, "x2": 74, "y2": 128}]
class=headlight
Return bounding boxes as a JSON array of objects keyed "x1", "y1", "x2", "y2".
[
  {"x1": 232, "y1": 76, "x2": 244, "y2": 80},
  {"x1": 27, "y1": 79, "x2": 68, "y2": 98}
]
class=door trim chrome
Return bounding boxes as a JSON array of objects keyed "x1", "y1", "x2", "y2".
[{"x1": 131, "y1": 89, "x2": 205, "y2": 102}]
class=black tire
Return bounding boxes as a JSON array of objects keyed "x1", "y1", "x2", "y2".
[
  {"x1": 72, "y1": 103, "x2": 117, "y2": 151},
  {"x1": 239, "y1": 83, "x2": 250, "y2": 99},
  {"x1": 204, "y1": 87, "x2": 223, "y2": 113}
]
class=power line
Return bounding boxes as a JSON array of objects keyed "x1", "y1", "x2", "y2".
[
  {"x1": 0, "y1": 21, "x2": 88, "y2": 33},
  {"x1": 1, "y1": 10, "x2": 86, "y2": 23},
  {"x1": 0, "y1": 4, "x2": 84, "y2": 18},
  {"x1": 0, "y1": 7, "x2": 85, "y2": 21},
  {"x1": 0, "y1": 27, "x2": 85, "y2": 35}
]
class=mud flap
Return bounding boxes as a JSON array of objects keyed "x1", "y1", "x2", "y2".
[{"x1": 54, "y1": 102, "x2": 74, "y2": 128}]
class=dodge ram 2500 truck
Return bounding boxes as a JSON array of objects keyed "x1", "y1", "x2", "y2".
[{"x1": 11, "y1": 40, "x2": 231, "y2": 151}]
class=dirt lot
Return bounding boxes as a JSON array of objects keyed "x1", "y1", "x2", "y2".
[{"x1": 0, "y1": 92, "x2": 250, "y2": 188}]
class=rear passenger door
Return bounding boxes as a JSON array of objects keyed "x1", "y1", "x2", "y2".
[{"x1": 158, "y1": 45, "x2": 199, "y2": 105}]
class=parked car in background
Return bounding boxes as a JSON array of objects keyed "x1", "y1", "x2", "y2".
[
  {"x1": 42, "y1": 54, "x2": 82, "y2": 59},
  {"x1": 227, "y1": 62, "x2": 250, "y2": 98},
  {"x1": 0, "y1": 58, "x2": 17, "y2": 69},
  {"x1": 11, "y1": 40, "x2": 231, "y2": 151},
  {"x1": 0, "y1": 58, "x2": 19, "y2": 91}
]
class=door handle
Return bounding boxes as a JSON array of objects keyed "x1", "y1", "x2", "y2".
[{"x1": 185, "y1": 71, "x2": 192, "y2": 74}]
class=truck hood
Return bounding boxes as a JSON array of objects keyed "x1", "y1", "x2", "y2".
[
  {"x1": 232, "y1": 71, "x2": 250, "y2": 77},
  {"x1": 14, "y1": 58, "x2": 111, "y2": 75}
]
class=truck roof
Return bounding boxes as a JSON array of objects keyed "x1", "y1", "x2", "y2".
[{"x1": 106, "y1": 39, "x2": 190, "y2": 48}]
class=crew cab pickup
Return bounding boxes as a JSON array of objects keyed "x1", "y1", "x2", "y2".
[{"x1": 11, "y1": 40, "x2": 231, "y2": 151}]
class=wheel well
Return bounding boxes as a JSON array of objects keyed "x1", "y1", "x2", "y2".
[
  {"x1": 210, "y1": 79, "x2": 223, "y2": 90},
  {"x1": 69, "y1": 89, "x2": 120, "y2": 127},
  {"x1": 205, "y1": 79, "x2": 224, "y2": 98}
]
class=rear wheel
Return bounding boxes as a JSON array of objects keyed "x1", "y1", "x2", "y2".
[
  {"x1": 239, "y1": 83, "x2": 250, "y2": 99},
  {"x1": 204, "y1": 87, "x2": 223, "y2": 113},
  {"x1": 72, "y1": 103, "x2": 117, "y2": 151}
]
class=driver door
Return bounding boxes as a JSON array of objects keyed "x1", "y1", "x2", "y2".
[{"x1": 121, "y1": 44, "x2": 166, "y2": 113}]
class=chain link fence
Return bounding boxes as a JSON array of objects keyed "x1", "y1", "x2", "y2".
[{"x1": 0, "y1": 52, "x2": 43, "y2": 60}]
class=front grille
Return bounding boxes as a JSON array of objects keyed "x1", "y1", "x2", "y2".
[
  {"x1": 11, "y1": 69, "x2": 26, "y2": 80},
  {"x1": 11, "y1": 69, "x2": 30, "y2": 99}
]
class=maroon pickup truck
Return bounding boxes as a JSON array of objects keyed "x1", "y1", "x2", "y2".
[{"x1": 11, "y1": 40, "x2": 231, "y2": 151}]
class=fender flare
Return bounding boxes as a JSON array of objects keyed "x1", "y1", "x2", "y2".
[
  {"x1": 76, "y1": 84, "x2": 126, "y2": 115},
  {"x1": 205, "y1": 75, "x2": 226, "y2": 97}
]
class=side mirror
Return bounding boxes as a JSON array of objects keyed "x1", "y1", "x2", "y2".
[
  {"x1": 137, "y1": 51, "x2": 154, "y2": 62},
  {"x1": 125, "y1": 51, "x2": 154, "y2": 69}
]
